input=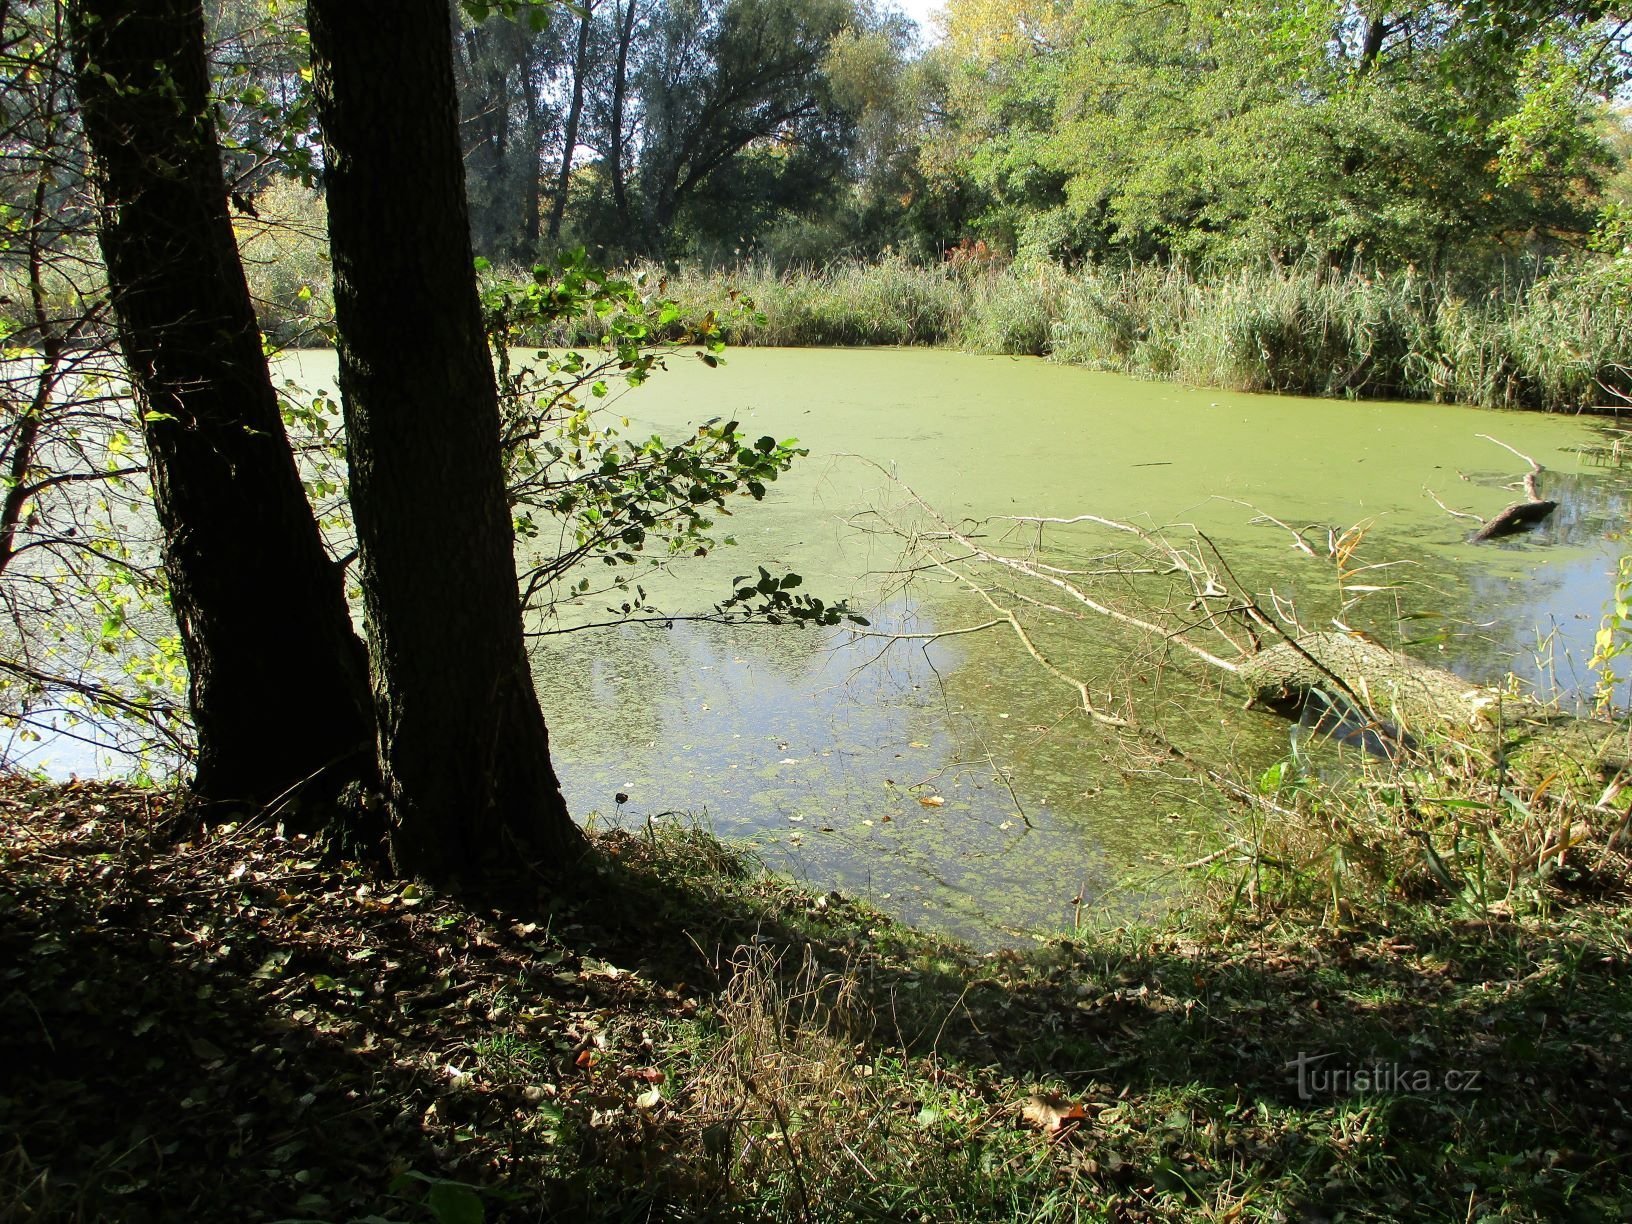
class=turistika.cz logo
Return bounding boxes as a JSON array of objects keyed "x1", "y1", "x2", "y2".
[{"x1": 1285, "y1": 1051, "x2": 1483, "y2": 1101}]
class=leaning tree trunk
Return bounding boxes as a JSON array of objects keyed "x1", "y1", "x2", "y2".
[
  {"x1": 69, "y1": 0, "x2": 375, "y2": 814},
  {"x1": 1239, "y1": 631, "x2": 1627, "y2": 776},
  {"x1": 547, "y1": 0, "x2": 595, "y2": 243},
  {"x1": 306, "y1": 0, "x2": 584, "y2": 881}
]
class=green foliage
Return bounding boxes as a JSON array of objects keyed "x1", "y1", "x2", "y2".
[
  {"x1": 715, "y1": 564, "x2": 867, "y2": 627},
  {"x1": 933, "y1": 0, "x2": 1627, "y2": 269},
  {"x1": 234, "y1": 177, "x2": 334, "y2": 345},
  {"x1": 0, "y1": 1, "x2": 193, "y2": 774},
  {"x1": 480, "y1": 250, "x2": 864, "y2": 628},
  {"x1": 457, "y1": 0, "x2": 553, "y2": 32},
  {"x1": 209, "y1": 1, "x2": 323, "y2": 184},
  {"x1": 959, "y1": 263, "x2": 1064, "y2": 355},
  {"x1": 1590, "y1": 554, "x2": 1632, "y2": 713},
  {"x1": 608, "y1": 256, "x2": 965, "y2": 347},
  {"x1": 617, "y1": 255, "x2": 1632, "y2": 411}
]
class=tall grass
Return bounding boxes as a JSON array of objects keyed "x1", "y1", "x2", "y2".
[
  {"x1": 516, "y1": 257, "x2": 1630, "y2": 412},
  {"x1": 243, "y1": 213, "x2": 1631, "y2": 411}
]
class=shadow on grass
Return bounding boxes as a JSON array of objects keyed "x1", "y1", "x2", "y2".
[{"x1": 4, "y1": 786, "x2": 1630, "y2": 1222}]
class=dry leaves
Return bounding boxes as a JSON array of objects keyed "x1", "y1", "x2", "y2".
[{"x1": 1021, "y1": 1091, "x2": 1090, "y2": 1137}]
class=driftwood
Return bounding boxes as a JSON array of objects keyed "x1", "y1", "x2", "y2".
[
  {"x1": 1466, "y1": 436, "x2": 1557, "y2": 543},
  {"x1": 859, "y1": 465, "x2": 1626, "y2": 780}
]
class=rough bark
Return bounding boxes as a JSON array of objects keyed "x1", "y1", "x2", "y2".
[
  {"x1": 306, "y1": 0, "x2": 584, "y2": 881},
  {"x1": 69, "y1": 0, "x2": 375, "y2": 813},
  {"x1": 1239, "y1": 631, "x2": 1627, "y2": 775},
  {"x1": 547, "y1": 0, "x2": 595, "y2": 242}
]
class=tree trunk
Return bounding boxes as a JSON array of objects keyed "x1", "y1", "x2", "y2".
[
  {"x1": 547, "y1": 0, "x2": 595, "y2": 242},
  {"x1": 1357, "y1": 15, "x2": 1387, "y2": 76},
  {"x1": 519, "y1": 61, "x2": 544, "y2": 257},
  {"x1": 68, "y1": 0, "x2": 375, "y2": 814},
  {"x1": 609, "y1": 0, "x2": 637, "y2": 230},
  {"x1": 452, "y1": 22, "x2": 507, "y2": 257},
  {"x1": 0, "y1": 177, "x2": 53, "y2": 579},
  {"x1": 1238, "y1": 631, "x2": 1627, "y2": 777},
  {"x1": 306, "y1": 0, "x2": 584, "y2": 882}
]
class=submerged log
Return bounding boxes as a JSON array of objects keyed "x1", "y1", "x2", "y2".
[
  {"x1": 1468, "y1": 443, "x2": 1557, "y2": 543},
  {"x1": 1239, "y1": 631, "x2": 1628, "y2": 775},
  {"x1": 1240, "y1": 632, "x2": 1495, "y2": 731},
  {"x1": 1470, "y1": 498, "x2": 1558, "y2": 542}
]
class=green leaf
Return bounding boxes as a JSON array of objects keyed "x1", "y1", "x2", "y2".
[{"x1": 427, "y1": 1181, "x2": 484, "y2": 1224}]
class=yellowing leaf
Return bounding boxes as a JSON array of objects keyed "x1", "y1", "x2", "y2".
[{"x1": 1021, "y1": 1092, "x2": 1088, "y2": 1135}]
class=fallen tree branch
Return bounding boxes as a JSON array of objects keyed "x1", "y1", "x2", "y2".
[
  {"x1": 1468, "y1": 434, "x2": 1558, "y2": 543},
  {"x1": 849, "y1": 460, "x2": 1626, "y2": 783}
]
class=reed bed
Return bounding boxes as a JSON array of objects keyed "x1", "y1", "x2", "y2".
[{"x1": 228, "y1": 231, "x2": 1632, "y2": 412}]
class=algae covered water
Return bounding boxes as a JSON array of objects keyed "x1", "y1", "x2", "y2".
[
  {"x1": 23, "y1": 346, "x2": 1630, "y2": 944},
  {"x1": 504, "y1": 347, "x2": 1626, "y2": 944}
]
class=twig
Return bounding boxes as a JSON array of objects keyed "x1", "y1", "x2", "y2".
[
  {"x1": 1424, "y1": 487, "x2": 1483, "y2": 523},
  {"x1": 1475, "y1": 434, "x2": 1541, "y2": 473}
]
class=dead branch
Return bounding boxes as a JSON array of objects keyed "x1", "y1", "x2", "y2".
[
  {"x1": 1468, "y1": 434, "x2": 1557, "y2": 543},
  {"x1": 847, "y1": 462, "x2": 1626, "y2": 780},
  {"x1": 860, "y1": 464, "x2": 1243, "y2": 675},
  {"x1": 1425, "y1": 435, "x2": 1559, "y2": 542}
]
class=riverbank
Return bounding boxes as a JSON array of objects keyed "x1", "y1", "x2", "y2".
[
  {"x1": 463, "y1": 257, "x2": 1632, "y2": 415},
  {"x1": 21, "y1": 229, "x2": 1626, "y2": 414},
  {"x1": 4, "y1": 771, "x2": 1629, "y2": 1221}
]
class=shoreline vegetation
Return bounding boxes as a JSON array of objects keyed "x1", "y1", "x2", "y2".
[
  {"x1": 4, "y1": 767, "x2": 1629, "y2": 1221},
  {"x1": 5, "y1": 3, "x2": 1630, "y2": 1218},
  {"x1": 531, "y1": 257, "x2": 1632, "y2": 414},
  {"x1": 235, "y1": 245, "x2": 1632, "y2": 415}
]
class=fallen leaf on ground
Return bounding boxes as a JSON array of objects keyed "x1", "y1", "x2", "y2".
[{"x1": 1021, "y1": 1092, "x2": 1089, "y2": 1135}]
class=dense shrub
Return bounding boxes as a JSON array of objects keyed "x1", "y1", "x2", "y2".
[{"x1": 235, "y1": 179, "x2": 334, "y2": 347}]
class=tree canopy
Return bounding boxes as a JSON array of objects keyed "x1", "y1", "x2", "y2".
[{"x1": 929, "y1": 1, "x2": 1632, "y2": 268}]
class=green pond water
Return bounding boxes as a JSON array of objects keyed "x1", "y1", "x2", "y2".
[
  {"x1": 481, "y1": 347, "x2": 1627, "y2": 946},
  {"x1": 19, "y1": 347, "x2": 1630, "y2": 946}
]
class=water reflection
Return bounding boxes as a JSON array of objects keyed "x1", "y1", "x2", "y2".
[
  {"x1": 15, "y1": 347, "x2": 1631, "y2": 945},
  {"x1": 533, "y1": 597, "x2": 1255, "y2": 945},
  {"x1": 1459, "y1": 461, "x2": 1632, "y2": 707}
]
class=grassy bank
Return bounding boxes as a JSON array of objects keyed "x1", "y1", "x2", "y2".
[
  {"x1": 14, "y1": 203, "x2": 1625, "y2": 414},
  {"x1": 511, "y1": 258, "x2": 1628, "y2": 414},
  {"x1": 3, "y1": 758, "x2": 1630, "y2": 1222}
]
